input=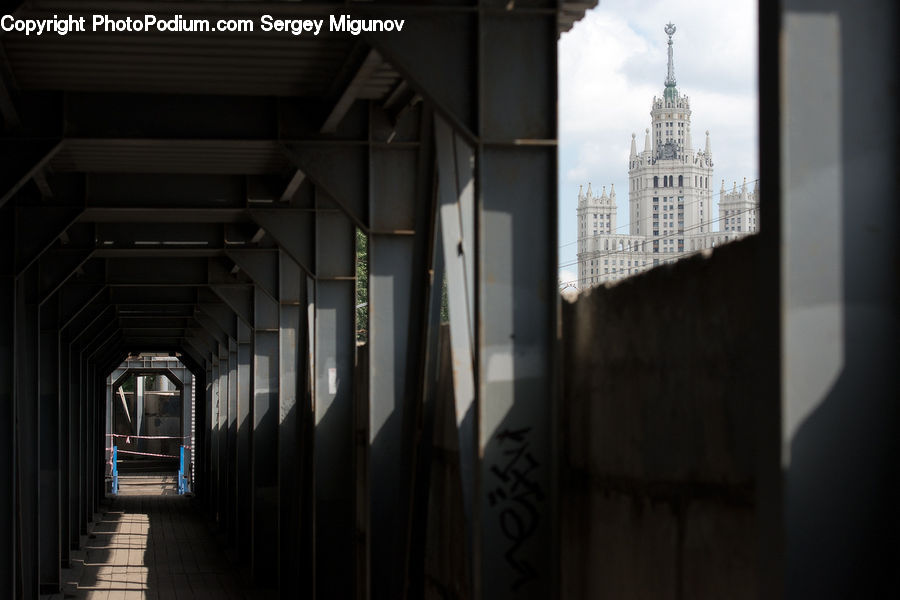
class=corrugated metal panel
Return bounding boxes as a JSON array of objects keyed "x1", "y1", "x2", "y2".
[{"x1": 4, "y1": 32, "x2": 351, "y2": 97}]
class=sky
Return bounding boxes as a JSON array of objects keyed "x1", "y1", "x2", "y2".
[{"x1": 557, "y1": 0, "x2": 758, "y2": 288}]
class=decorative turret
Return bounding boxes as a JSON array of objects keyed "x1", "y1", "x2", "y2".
[
  {"x1": 630, "y1": 133, "x2": 637, "y2": 160},
  {"x1": 610, "y1": 183, "x2": 616, "y2": 200},
  {"x1": 741, "y1": 177, "x2": 748, "y2": 199},
  {"x1": 644, "y1": 128, "x2": 651, "y2": 153},
  {"x1": 600, "y1": 185, "x2": 608, "y2": 200},
  {"x1": 705, "y1": 130, "x2": 711, "y2": 155}
]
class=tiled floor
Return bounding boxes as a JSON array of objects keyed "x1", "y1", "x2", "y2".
[{"x1": 47, "y1": 480, "x2": 249, "y2": 600}]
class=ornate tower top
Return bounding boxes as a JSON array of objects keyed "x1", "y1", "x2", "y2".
[{"x1": 664, "y1": 22, "x2": 677, "y2": 101}]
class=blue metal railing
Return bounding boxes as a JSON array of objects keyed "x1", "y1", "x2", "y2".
[
  {"x1": 177, "y1": 445, "x2": 190, "y2": 495},
  {"x1": 111, "y1": 445, "x2": 118, "y2": 495},
  {"x1": 110, "y1": 442, "x2": 190, "y2": 495}
]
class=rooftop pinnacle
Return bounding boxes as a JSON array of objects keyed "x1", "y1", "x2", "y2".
[
  {"x1": 663, "y1": 22, "x2": 678, "y2": 102},
  {"x1": 664, "y1": 22, "x2": 677, "y2": 91}
]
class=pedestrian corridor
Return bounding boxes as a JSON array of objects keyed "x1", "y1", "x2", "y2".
[{"x1": 45, "y1": 482, "x2": 248, "y2": 600}]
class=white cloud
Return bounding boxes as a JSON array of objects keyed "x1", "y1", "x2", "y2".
[{"x1": 558, "y1": 0, "x2": 759, "y2": 273}]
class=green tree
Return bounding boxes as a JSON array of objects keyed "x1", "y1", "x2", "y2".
[{"x1": 356, "y1": 228, "x2": 368, "y2": 343}]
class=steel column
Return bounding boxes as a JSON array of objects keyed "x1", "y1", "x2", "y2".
[
  {"x1": 278, "y1": 250, "x2": 305, "y2": 594},
  {"x1": 219, "y1": 341, "x2": 231, "y2": 526},
  {"x1": 367, "y1": 103, "x2": 435, "y2": 600},
  {"x1": 38, "y1": 296, "x2": 61, "y2": 592},
  {"x1": 476, "y1": 14, "x2": 557, "y2": 599},
  {"x1": 314, "y1": 200, "x2": 357, "y2": 600},
  {"x1": 236, "y1": 319, "x2": 253, "y2": 568},
  {"x1": 57, "y1": 330, "x2": 71, "y2": 567},
  {"x1": 15, "y1": 266, "x2": 40, "y2": 599},
  {"x1": 226, "y1": 335, "x2": 238, "y2": 543},
  {"x1": 251, "y1": 271, "x2": 280, "y2": 584},
  {"x1": 0, "y1": 206, "x2": 14, "y2": 597},
  {"x1": 210, "y1": 351, "x2": 221, "y2": 521},
  {"x1": 434, "y1": 117, "x2": 478, "y2": 558}
]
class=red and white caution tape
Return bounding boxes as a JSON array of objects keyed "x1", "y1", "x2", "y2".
[
  {"x1": 106, "y1": 433, "x2": 188, "y2": 440},
  {"x1": 114, "y1": 449, "x2": 180, "y2": 459}
]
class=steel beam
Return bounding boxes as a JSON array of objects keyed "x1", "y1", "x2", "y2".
[
  {"x1": 57, "y1": 330, "x2": 71, "y2": 568},
  {"x1": 248, "y1": 210, "x2": 316, "y2": 277},
  {"x1": 277, "y1": 250, "x2": 305, "y2": 593},
  {"x1": 283, "y1": 144, "x2": 369, "y2": 228},
  {"x1": 39, "y1": 247, "x2": 96, "y2": 307},
  {"x1": 225, "y1": 250, "x2": 279, "y2": 301},
  {"x1": 225, "y1": 335, "x2": 238, "y2": 544},
  {"x1": 367, "y1": 103, "x2": 435, "y2": 600},
  {"x1": 314, "y1": 199, "x2": 357, "y2": 600},
  {"x1": 215, "y1": 341, "x2": 229, "y2": 530},
  {"x1": 0, "y1": 140, "x2": 63, "y2": 209},
  {"x1": 367, "y1": 14, "x2": 477, "y2": 139},
  {"x1": 476, "y1": 15, "x2": 557, "y2": 599},
  {"x1": 251, "y1": 273, "x2": 280, "y2": 584},
  {"x1": 14, "y1": 205, "x2": 84, "y2": 277},
  {"x1": 235, "y1": 319, "x2": 253, "y2": 568},
  {"x1": 0, "y1": 205, "x2": 14, "y2": 597},
  {"x1": 15, "y1": 267, "x2": 40, "y2": 599},
  {"x1": 434, "y1": 116, "x2": 478, "y2": 564},
  {"x1": 210, "y1": 285, "x2": 254, "y2": 329},
  {"x1": 38, "y1": 296, "x2": 61, "y2": 593},
  {"x1": 322, "y1": 49, "x2": 384, "y2": 134}
]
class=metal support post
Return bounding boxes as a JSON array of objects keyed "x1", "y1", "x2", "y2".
[
  {"x1": 57, "y1": 330, "x2": 71, "y2": 567},
  {"x1": 393, "y1": 11, "x2": 559, "y2": 597},
  {"x1": 236, "y1": 319, "x2": 253, "y2": 566},
  {"x1": 0, "y1": 205, "x2": 15, "y2": 597},
  {"x1": 236, "y1": 249, "x2": 281, "y2": 584},
  {"x1": 252, "y1": 288, "x2": 279, "y2": 583},
  {"x1": 204, "y1": 359, "x2": 213, "y2": 513},
  {"x1": 15, "y1": 266, "x2": 40, "y2": 599},
  {"x1": 279, "y1": 250, "x2": 305, "y2": 593},
  {"x1": 367, "y1": 103, "x2": 435, "y2": 600},
  {"x1": 226, "y1": 336, "x2": 238, "y2": 539},
  {"x1": 476, "y1": 15, "x2": 557, "y2": 597},
  {"x1": 210, "y1": 354, "x2": 221, "y2": 520},
  {"x1": 314, "y1": 197, "x2": 357, "y2": 600},
  {"x1": 38, "y1": 296, "x2": 61, "y2": 593},
  {"x1": 217, "y1": 341, "x2": 229, "y2": 527},
  {"x1": 434, "y1": 115, "x2": 478, "y2": 575}
]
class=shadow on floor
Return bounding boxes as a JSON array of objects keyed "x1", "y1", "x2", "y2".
[{"x1": 51, "y1": 480, "x2": 256, "y2": 600}]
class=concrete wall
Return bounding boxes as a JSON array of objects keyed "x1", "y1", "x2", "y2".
[{"x1": 560, "y1": 236, "x2": 766, "y2": 599}]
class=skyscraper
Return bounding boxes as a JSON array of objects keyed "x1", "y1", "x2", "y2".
[{"x1": 576, "y1": 23, "x2": 759, "y2": 288}]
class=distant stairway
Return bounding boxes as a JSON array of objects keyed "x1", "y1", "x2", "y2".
[{"x1": 116, "y1": 473, "x2": 179, "y2": 496}]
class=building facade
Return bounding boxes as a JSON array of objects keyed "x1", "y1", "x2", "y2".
[{"x1": 577, "y1": 23, "x2": 759, "y2": 287}]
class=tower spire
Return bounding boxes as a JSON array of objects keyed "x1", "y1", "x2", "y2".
[{"x1": 663, "y1": 22, "x2": 677, "y2": 101}]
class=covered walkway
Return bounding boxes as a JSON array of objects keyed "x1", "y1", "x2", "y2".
[{"x1": 3, "y1": 0, "x2": 898, "y2": 598}]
